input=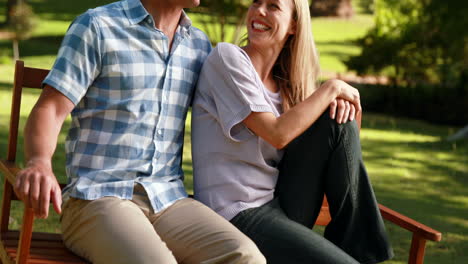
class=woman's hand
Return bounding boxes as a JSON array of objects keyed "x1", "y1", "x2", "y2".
[
  {"x1": 329, "y1": 99, "x2": 356, "y2": 124},
  {"x1": 322, "y1": 79, "x2": 361, "y2": 123}
]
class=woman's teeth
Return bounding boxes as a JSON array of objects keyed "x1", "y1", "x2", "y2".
[{"x1": 253, "y1": 22, "x2": 270, "y2": 30}]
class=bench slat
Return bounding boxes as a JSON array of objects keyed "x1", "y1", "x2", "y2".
[{"x1": 1, "y1": 231, "x2": 87, "y2": 264}]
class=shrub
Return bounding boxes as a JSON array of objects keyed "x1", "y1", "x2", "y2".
[
  {"x1": 356, "y1": 83, "x2": 468, "y2": 126},
  {"x1": 346, "y1": 0, "x2": 468, "y2": 92}
]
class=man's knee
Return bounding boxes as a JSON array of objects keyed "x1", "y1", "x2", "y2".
[
  {"x1": 88, "y1": 248, "x2": 177, "y2": 264},
  {"x1": 233, "y1": 237, "x2": 266, "y2": 264}
]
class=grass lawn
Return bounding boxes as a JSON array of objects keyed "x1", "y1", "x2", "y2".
[{"x1": 0, "y1": 1, "x2": 467, "y2": 263}]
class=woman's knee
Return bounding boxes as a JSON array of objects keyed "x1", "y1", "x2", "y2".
[
  {"x1": 316, "y1": 111, "x2": 359, "y2": 134},
  {"x1": 297, "y1": 111, "x2": 357, "y2": 146}
]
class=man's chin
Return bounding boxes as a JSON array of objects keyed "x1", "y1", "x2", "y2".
[{"x1": 188, "y1": 0, "x2": 200, "y2": 8}]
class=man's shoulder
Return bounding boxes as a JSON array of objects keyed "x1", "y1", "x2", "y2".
[
  {"x1": 189, "y1": 26, "x2": 211, "y2": 46},
  {"x1": 189, "y1": 26, "x2": 208, "y2": 40},
  {"x1": 88, "y1": 0, "x2": 123, "y2": 15},
  {"x1": 184, "y1": 26, "x2": 212, "y2": 56},
  {"x1": 76, "y1": 1, "x2": 125, "y2": 25}
]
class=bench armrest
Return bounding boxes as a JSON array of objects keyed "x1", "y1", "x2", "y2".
[
  {"x1": 0, "y1": 160, "x2": 35, "y2": 264},
  {"x1": 379, "y1": 204, "x2": 442, "y2": 242},
  {"x1": 0, "y1": 160, "x2": 21, "y2": 188}
]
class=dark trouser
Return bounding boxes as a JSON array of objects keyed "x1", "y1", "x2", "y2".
[{"x1": 231, "y1": 113, "x2": 394, "y2": 264}]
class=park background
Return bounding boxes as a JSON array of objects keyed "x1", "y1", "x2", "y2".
[{"x1": 0, "y1": 0, "x2": 467, "y2": 263}]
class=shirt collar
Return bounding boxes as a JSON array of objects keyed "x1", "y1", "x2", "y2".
[
  {"x1": 123, "y1": 0, "x2": 149, "y2": 25},
  {"x1": 178, "y1": 10, "x2": 192, "y2": 38},
  {"x1": 123, "y1": 0, "x2": 192, "y2": 37}
]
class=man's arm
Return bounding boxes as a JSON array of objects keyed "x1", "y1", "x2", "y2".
[{"x1": 14, "y1": 85, "x2": 75, "y2": 219}]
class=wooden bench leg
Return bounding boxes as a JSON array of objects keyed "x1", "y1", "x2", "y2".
[
  {"x1": 408, "y1": 234, "x2": 426, "y2": 264},
  {"x1": 16, "y1": 207, "x2": 34, "y2": 264},
  {"x1": 1, "y1": 180, "x2": 13, "y2": 232}
]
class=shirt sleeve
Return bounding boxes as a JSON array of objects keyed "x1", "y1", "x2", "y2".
[
  {"x1": 43, "y1": 11, "x2": 102, "y2": 105},
  {"x1": 189, "y1": 28, "x2": 212, "y2": 107},
  {"x1": 201, "y1": 43, "x2": 273, "y2": 142}
]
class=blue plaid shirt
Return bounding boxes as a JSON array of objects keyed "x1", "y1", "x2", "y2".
[{"x1": 43, "y1": 0, "x2": 212, "y2": 212}]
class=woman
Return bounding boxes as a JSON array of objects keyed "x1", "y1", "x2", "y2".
[{"x1": 192, "y1": 0, "x2": 394, "y2": 263}]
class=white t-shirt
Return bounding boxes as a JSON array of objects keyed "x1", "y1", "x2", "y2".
[{"x1": 192, "y1": 43, "x2": 284, "y2": 220}]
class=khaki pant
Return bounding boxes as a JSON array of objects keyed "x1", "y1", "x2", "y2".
[{"x1": 61, "y1": 185, "x2": 265, "y2": 264}]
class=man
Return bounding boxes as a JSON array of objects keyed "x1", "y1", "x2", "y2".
[{"x1": 13, "y1": 0, "x2": 265, "y2": 263}]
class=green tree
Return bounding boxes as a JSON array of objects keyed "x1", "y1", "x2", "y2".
[
  {"x1": 345, "y1": 0, "x2": 468, "y2": 125},
  {"x1": 191, "y1": 0, "x2": 250, "y2": 45},
  {"x1": 357, "y1": 0, "x2": 375, "y2": 14},
  {"x1": 8, "y1": 2, "x2": 36, "y2": 60},
  {"x1": 346, "y1": 0, "x2": 467, "y2": 90},
  {"x1": 2, "y1": 0, "x2": 28, "y2": 26}
]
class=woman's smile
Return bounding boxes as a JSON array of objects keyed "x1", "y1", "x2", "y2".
[{"x1": 251, "y1": 20, "x2": 271, "y2": 32}]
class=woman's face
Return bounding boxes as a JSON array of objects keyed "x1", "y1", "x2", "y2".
[{"x1": 246, "y1": 0, "x2": 296, "y2": 49}]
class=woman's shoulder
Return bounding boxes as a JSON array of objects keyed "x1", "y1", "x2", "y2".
[
  {"x1": 210, "y1": 42, "x2": 251, "y2": 69},
  {"x1": 215, "y1": 42, "x2": 243, "y2": 54}
]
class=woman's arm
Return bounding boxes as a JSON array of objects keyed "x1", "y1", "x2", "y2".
[{"x1": 243, "y1": 79, "x2": 361, "y2": 149}]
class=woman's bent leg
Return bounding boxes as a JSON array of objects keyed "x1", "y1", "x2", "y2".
[
  {"x1": 276, "y1": 113, "x2": 394, "y2": 263},
  {"x1": 231, "y1": 198, "x2": 359, "y2": 264}
]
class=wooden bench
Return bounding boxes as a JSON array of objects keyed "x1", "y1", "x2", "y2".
[{"x1": 0, "y1": 61, "x2": 442, "y2": 264}]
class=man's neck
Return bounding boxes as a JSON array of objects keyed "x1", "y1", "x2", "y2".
[{"x1": 141, "y1": 0, "x2": 183, "y2": 46}]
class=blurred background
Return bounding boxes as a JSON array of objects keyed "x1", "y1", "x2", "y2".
[{"x1": 0, "y1": 0, "x2": 466, "y2": 263}]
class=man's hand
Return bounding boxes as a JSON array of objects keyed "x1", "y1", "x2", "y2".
[{"x1": 14, "y1": 159, "x2": 62, "y2": 219}]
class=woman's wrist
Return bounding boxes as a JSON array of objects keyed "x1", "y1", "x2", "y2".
[{"x1": 322, "y1": 79, "x2": 342, "y2": 100}]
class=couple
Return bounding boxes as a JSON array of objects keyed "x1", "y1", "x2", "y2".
[{"x1": 14, "y1": 0, "x2": 393, "y2": 263}]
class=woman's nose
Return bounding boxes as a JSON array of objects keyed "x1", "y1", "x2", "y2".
[{"x1": 254, "y1": 4, "x2": 267, "y2": 16}]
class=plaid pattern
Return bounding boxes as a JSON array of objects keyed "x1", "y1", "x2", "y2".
[{"x1": 43, "y1": 0, "x2": 211, "y2": 212}]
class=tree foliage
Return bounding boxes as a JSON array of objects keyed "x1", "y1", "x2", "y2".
[
  {"x1": 2, "y1": 0, "x2": 27, "y2": 26},
  {"x1": 357, "y1": 0, "x2": 375, "y2": 14},
  {"x1": 190, "y1": 0, "x2": 250, "y2": 45},
  {"x1": 346, "y1": 0, "x2": 468, "y2": 91},
  {"x1": 9, "y1": 2, "x2": 35, "y2": 40},
  {"x1": 8, "y1": 2, "x2": 36, "y2": 60}
]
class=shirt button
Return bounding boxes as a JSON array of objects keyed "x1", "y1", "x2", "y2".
[{"x1": 157, "y1": 129, "x2": 163, "y2": 136}]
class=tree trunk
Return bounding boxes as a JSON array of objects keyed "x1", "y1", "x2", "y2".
[
  {"x1": 12, "y1": 39, "x2": 19, "y2": 61},
  {"x1": 310, "y1": 0, "x2": 354, "y2": 18}
]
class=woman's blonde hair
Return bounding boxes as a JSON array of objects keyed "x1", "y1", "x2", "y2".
[{"x1": 275, "y1": 0, "x2": 320, "y2": 111}]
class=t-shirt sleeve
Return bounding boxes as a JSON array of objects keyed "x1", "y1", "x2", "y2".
[
  {"x1": 43, "y1": 11, "x2": 102, "y2": 105},
  {"x1": 202, "y1": 43, "x2": 273, "y2": 142}
]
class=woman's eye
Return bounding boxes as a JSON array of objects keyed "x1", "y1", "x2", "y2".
[{"x1": 269, "y1": 4, "x2": 280, "y2": 10}]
